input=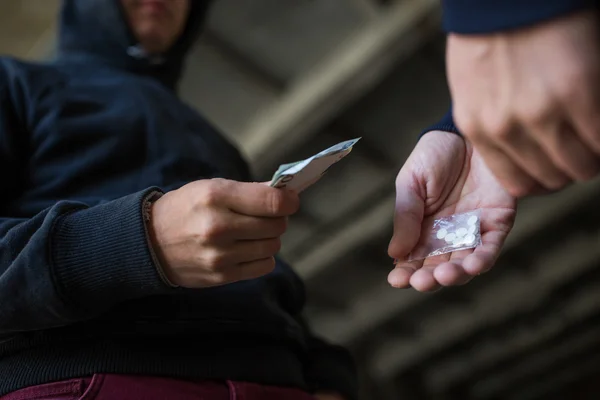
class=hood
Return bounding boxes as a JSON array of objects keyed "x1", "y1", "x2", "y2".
[{"x1": 57, "y1": 0, "x2": 213, "y2": 89}]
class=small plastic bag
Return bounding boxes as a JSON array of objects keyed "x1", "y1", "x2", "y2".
[{"x1": 407, "y1": 209, "x2": 482, "y2": 261}]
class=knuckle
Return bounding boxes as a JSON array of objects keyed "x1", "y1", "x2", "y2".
[
  {"x1": 545, "y1": 176, "x2": 570, "y2": 191},
  {"x1": 199, "y1": 179, "x2": 228, "y2": 206},
  {"x1": 556, "y1": 72, "x2": 588, "y2": 104},
  {"x1": 518, "y1": 102, "x2": 556, "y2": 128},
  {"x1": 560, "y1": 65, "x2": 588, "y2": 96},
  {"x1": 198, "y1": 215, "x2": 228, "y2": 242},
  {"x1": 485, "y1": 117, "x2": 514, "y2": 142},
  {"x1": 202, "y1": 187, "x2": 222, "y2": 207},
  {"x1": 203, "y1": 250, "x2": 228, "y2": 271},
  {"x1": 507, "y1": 181, "x2": 536, "y2": 198},
  {"x1": 205, "y1": 271, "x2": 229, "y2": 286},
  {"x1": 507, "y1": 186, "x2": 526, "y2": 198}
]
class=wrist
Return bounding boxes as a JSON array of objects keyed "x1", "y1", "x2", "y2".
[{"x1": 143, "y1": 191, "x2": 178, "y2": 287}]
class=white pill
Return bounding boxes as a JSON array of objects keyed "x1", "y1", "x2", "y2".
[
  {"x1": 445, "y1": 233, "x2": 456, "y2": 243},
  {"x1": 452, "y1": 238, "x2": 464, "y2": 246},
  {"x1": 468, "y1": 224, "x2": 477, "y2": 234},
  {"x1": 455, "y1": 227, "x2": 468, "y2": 237},
  {"x1": 464, "y1": 233, "x2": 476, "y2": 245},
  {"x1": 467, "y1": 215, "x2": 479, "y2": 226},
  {"x1": 436, "y1": 228, "x2": 448, "y2": 240}
]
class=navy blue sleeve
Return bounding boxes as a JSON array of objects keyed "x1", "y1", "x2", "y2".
[
  {"x1": 420, "y1": 105, "x2": 462, "y2": 138},
  {"x1": 0, "y1": 68, "x2": 174, "y2": 335},
  {"x1": 442, "y1": 0, "x2": 596, "y2": 34}
]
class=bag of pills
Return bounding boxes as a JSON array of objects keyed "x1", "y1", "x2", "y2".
[{"x1": 407, "y1": 209, "x2": 482, "y2": 261}]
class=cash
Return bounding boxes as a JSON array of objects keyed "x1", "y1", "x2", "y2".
[{"x1": 270, "y1": 138, "x2": 361, "y2": 193}]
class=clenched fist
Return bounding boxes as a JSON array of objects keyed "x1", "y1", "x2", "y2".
[
  {"x1": 148, "y1": 178, "x2": 299, "y2": 288},
  {"x1": 448, "y1": 10, "x2": 600, "y2": 197}
]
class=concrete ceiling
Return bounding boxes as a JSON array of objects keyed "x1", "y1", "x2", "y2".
[{"x1": 4, "y1": 1, "x2": 600, "y2": 399}]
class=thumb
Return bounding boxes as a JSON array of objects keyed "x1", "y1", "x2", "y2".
[{"x1": 388, "y1": 172, "x2": 425, "y2": 261}]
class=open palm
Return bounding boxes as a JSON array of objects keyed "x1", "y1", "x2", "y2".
[{"x1": 388, "y1": 131, "x2": 517, "y2": 292}]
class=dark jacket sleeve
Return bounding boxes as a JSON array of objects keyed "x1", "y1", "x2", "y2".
[
  {"x1": 0, "y1": 67, "x2": 174, "y2": 335},
  {"x1": 442, "y1": 0, "x2": 596, "y2": 34},
  {"x1": 420, "y1": 104, "x2": 462, "y2": 140},
  {"x1": 420, "y1": 105, "x2": 461, "y2": 137}
]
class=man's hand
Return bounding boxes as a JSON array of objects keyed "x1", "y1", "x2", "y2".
[
  {"x1": 149, "y1": 178, "x2": 299, "y2": 288},
  {"x1": 447, "y1": 10, "x2": 600, "y2": 197},
  {"x1": 388, "y1": 132, "x2": 517, "y2": 292}
]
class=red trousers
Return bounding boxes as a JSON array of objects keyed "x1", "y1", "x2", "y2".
[{"x1": 1, "y1": 374, "x2": 315, "y2": 400}]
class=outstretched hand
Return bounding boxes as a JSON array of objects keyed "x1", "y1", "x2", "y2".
[{"x1": 388, "y1": 132, "x2": 517, "y2": 292}]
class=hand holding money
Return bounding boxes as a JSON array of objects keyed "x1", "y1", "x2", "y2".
[
  {"x1": 270, "y1": 138, "x2": 361, "y2": 193},
  {"x1": 149, "y1": 179, "x2": 300, "y2": 288}
]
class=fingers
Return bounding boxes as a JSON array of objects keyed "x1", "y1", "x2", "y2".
[
  {"x1": 389, "y1": 254, "x2": 449, "y2": 291},
  {"x1": 433, "y1": 262, "x2": 473, "y2": 286},
  {"x1": 465, "y1": 118, "x2": 600, "y2": 197},
  {"x1": 409, "y1": 266, "x2": 441, "y2": 292},
  {"x1": 388, "y1": 173, "x2": 425, "y2": 261},
  {"x1": 560, "y1": 97, "x2": 600, "y2": 179},
  {"x1": 447, "y1": 14, "x2": 600, "y2": 197},
  {"x1": 204, "y1": 179, "x2": 300, "y2": 217},
  {"x1": 491, "y1": 124, "x2": 571, "y2": 190},
  {"x1": 198, "y1": 238, "x2": 281, "y2": 271},
  {"x1": 396, "y1": 258, "x2": 472, "y2": 292},
  {"x1": 230, "y1": 238, "x2": 282, "y2": 264},
  {"x1": 388, "y1": 261, "x2": 421, "y2": 289},
  {"x1": 469, "y1": 140, "x2": 543, "y2": 198},
  {"x1": 459, "y1": 227, "x2": 508, "y2": 276},
  {"x1": 569, "y1": 103, "x2": 600, "y2": 158},
  {"x1": 233, "y1": 257, "x2": 277, "y2": 281},
  {"x1": 228, "y1": 215, "x2": 288, "y2": 241},
  {"x1": 533, "y1": 121, "x2": 600, "y2": 181}
]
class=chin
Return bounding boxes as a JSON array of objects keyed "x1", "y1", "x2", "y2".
[{"x1": 138, "y1": 29, "x2": 170, "y2": 54}]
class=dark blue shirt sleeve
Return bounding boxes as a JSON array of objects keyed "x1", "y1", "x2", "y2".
[
  {"x1": 442, "y1": 0, "x2": 596, "y2": 34},
  {"x1": 420, "y1": 105, "x2": 461, "y2": 138}
]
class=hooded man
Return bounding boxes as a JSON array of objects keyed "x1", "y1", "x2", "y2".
[{"x1": 0, "y1": 1, "x2": 356, "y2": 399}]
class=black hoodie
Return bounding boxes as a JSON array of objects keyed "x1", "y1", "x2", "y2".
[{"x1": 0, "y1": 1, "x2": 356, "y2": 398}]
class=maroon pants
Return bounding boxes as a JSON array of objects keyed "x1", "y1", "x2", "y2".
[{"x1": 0, "y1": 375, "x2": 316, "y2": 400}]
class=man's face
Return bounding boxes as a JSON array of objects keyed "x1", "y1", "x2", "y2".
[{"x1": 120, "y1": 0, "x2": 190, "y2": 54}]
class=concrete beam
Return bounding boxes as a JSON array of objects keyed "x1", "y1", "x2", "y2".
[
  {"x1": 0, "y1": 0, "x2": 59, "y2": 60},
  {"x1": 507, "y1": 348, "x2": 600, "y2": 400},
  {"x1": 471, "y1": 310, "x2": 600, "y2": 399},
  {"x1": 427, "y1": 274, "x2": 600, "y2": 393},
  {"x1": 369, "y1": 227, "x2": 600, "y2": 380},
  {"x1": 242, "y1": 0, "x2": 440, "y2": 171},
  {"x1": 348, "y1": 0, "x2": 381, "y2": 19}
]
